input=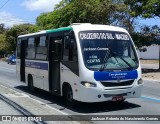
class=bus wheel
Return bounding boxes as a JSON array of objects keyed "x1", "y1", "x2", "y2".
[
  {"x1": 114, "y1": 99, "x2": 126, "y2": 104},
  {"x1": 65, "y1": 85, "x2": 75, "y2": 107},
  {"x1": 28, "y1": 76, "x2": 35, "y2": 93}
]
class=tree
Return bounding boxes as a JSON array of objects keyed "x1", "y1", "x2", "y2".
[
  {"x1": 131, "y1": 32, "x2": 152, "y2": 49},
  {"x1": 36, "y1": 0, "x2": 129, "y2": 29},
  {"x1": 124, "y1": 0, "x2": 160, "y2": 47},
  {"x1": 5, "y1": 24, "x2": 39, "y2": 51},
  {"x1": 130, "y1": 25, "x2": 160, "y2": 49},
  {"x1": 0, "y1": 34, "x2": 8, "y2": 51},
  {"x1": 124, "y1": 0, "x2": 160, "y2": 18},
  {"x1": 0, "y1": 24, "x2": 6, "y2": 34},
  {"x1": 0, "y1": 23, "x2": 8, "y2": 57},
  {"x1": 54, "y1": 0, "x2": 71, "y2": 10}
]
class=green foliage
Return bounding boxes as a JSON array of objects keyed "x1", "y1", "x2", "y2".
[
  {"x1": 0, "y1": 34, "x2": 8, "y2": 51},
  {"x1": 131, "y1": 32, "x2": 152, "y2": 48},
  {"x1": 36, "y1": 0, "x2": 129, "y2": 29},
  {"x1": 131, "y1": 25, "x2": 160, "y2": 48},
  {"x1": 124, "y1": 0, "x2": 160, "y2": 46},
  {"x1": 0, "y1": 24, "x2": 6, "y2": 34},
  {"x1": 125, "y1": 0, "x2": 160, "y2": 18},
  {"x1": 0, "y1": 23, "x2": 8, "y2": 52},
  {"x1": 1, "y1": 0, "x2": 160, "y2": 52},
  {"x1": 5, "y1": 24, "x2": 39, "y2": 51}
]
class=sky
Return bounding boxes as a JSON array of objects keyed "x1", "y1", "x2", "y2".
[
  {"x1": 0, "y1": 0, "x2": 159, "y2": 28},
  {"x1": 0, "y1": 0, "x2": 61, "y2": 27}
]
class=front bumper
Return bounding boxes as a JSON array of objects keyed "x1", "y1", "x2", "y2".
[{"x1": 74, "y1": 84, "x2": 143, "y2": 103}]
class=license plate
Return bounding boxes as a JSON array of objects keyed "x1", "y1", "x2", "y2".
[{"x1": 112, "y1": 96, "x2": 123, "y2": 101}]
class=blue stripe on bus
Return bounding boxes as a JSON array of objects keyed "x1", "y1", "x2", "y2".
[
  {"x1": 94, "y1": 70, "x2": 138, "y2": 81},
  {"x1": 25, "y1": 61, "x2": 48, "y2": 70}
]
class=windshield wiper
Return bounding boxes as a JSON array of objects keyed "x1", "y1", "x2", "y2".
[
  {"x1": 99, "y1": 48, "x2": 110, "y2": 71},
  {"x1": 109, "y1": 48, "x2": 133, "y2": 70},
  {"x1": 99, "y1": 46, "x2": 133, "y2": 71},
  {"x1": 115, "y1": 55, "x2": 133, "y2": 70},
  {"x1": 99, "y1": 45, "x2": 120, "y2": 71}
]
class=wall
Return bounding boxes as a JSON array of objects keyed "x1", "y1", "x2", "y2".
[{"x1": 137, "y1": 44, "x2": 159, "y2": 60}]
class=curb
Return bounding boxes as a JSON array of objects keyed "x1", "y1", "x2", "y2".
[{"x1": 143, "y1": 78, "x2": 160, "y2": 82}]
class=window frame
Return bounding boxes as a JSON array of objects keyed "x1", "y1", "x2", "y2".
[
  {"x1": 35, "y1": 36, "x2": 48, "y2": 61},
  {"x1": 26, "y1": 37, "x2": 36, "y2": 60}
]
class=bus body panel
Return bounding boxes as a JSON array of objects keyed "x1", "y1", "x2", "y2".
[
  {"x1": 60, "y1": 63, "x2": 80, "y2": 100},
  {"x1": 70, "y1": 49, "x2": 142, "y2": 102},
  {"x1": 70, "y1": 24, "x2": 143, "y2": 102},
  {"x1": 72, "y1": 65, "x2": 143, "y2": 102},
  {"x1": 76, "y1": 82, "x2": 143, "y2": 102},
  {"x1": 25, "y1": 60, "x2": 49, "y2": 91},
  {"x1": 16, "y1": 24, "x2": 143, "y2": 103}
]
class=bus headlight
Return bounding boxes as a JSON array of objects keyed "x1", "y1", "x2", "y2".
[
  {"x1": 81, "y1": 81, "x2": 97, "y2": 88},
  {"x1": 138, "y1": 78, "x2": 143, "y2": 84}
]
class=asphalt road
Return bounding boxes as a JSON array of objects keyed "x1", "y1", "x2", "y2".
[{"x1": 0, "y1": 61, "x2": 160, "y2": 124}]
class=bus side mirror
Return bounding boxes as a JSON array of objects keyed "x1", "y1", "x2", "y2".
[
  {"x1": 54, "y1": 39, "x2": 62, "y2": 44},
  {"x1": 54, "y1": 39, "x2": 63, "y2": 61},
  {"x1": 64, "y1": 36, "x2": 71, "y2": 49},
  {"x1": 64, "y1": 36, "x2": 75, "y2": 49}
]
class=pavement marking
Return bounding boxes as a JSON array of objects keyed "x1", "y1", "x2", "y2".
[
  {"x1": 141, "y1": 95, "x2": 160, "y2": 102},
  {"x1": 28, "y1": 97, "x2": 69, "y2": 115},
  {"x1": 0, "y1": 66, "x2": 15, "y2": 72},
  {"x1": 3, "y1": 93, "x2": 30, "y2": 98},
  {"x1": 0, "y1": 84, "x2": 80, "y2": 124},
  {"x1": 0, "y1": 84, "x2": 18, "y2": 93},
  {"x1": 0, "y1": 84, "x2": 69, "y2": 115},
  {"x1": 143, "y1": 79, "x2": 160, "y2": 82}
]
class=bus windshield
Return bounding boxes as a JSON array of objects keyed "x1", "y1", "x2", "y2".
[{"x1": 79, "y1": 30, "x2": 139, "y2": 71}]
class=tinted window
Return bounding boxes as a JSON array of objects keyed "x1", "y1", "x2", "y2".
[
  {"x1": 17, "y1": 39, "x2": 21, "y2": 59},
  {"x1": 63, "y1": 37, "x2": 78, "y2": 61},
  {"x1": 26, "y1": 37, "x2": 36, "y2": 59},
  {"x1": 35, "y1": 36, "x2": 48, "y2": 60},
  {"x1": 79, "y1": 31, "x2": 138, "y2": 70}
]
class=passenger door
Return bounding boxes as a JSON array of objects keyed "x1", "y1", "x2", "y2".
[
  {"x1": 20, "y1": 39, "x2": 26, "y2": 82},
  {"x1": 49, "y1": 37, "x2": 63, "y2": 94},
  {"x1": 61, "y1": 36, "x2": 79, "y2": 86}
]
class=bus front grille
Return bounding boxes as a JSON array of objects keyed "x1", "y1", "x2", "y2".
[{"x1": 101, "y1": 80, "x2": 134, "y2": 87}]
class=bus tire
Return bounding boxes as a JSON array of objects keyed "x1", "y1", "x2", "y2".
[
  {"x1": 28, "y1": 75, "x2": 35, "y2": 93},
  {"x1": 65, "y1": 85, "x2": 75, "y2": 107},
  {"x1": 114, "y1": 99, "x2": 126, "y2": 104},
  {"x1": 119, "y1": 99, "x2": 125, "y2": 103}
]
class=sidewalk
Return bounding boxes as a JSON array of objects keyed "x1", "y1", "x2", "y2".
[
  {"x1": 142, "y1": 72, "x2": 160, "y2": 81},
  {"x1": 0, "y1": 84, "x2": 81, "y2": 124},
  {"x1": 141, "y1": 65, "x2": 160, "y2": 81},
  {"x1": 141, "y1": 64, "x2": 159, "y2": 70}
]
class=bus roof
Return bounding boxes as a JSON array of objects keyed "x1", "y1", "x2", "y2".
[
  {"x1": 18, "y1": 23, "x2": 128, "y2": 38},
  {"x1": 18, "y1": 27, "x2": 73, "y2": 38},
  {"x1": 70, "y1": 23, "x2": 127, "y2": 33}
]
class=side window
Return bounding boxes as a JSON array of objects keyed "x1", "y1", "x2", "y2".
[
  {"x1": 63, "y1": 36, "x2": 69, "y2": 61},
  {"x1": 130, "y1": 45, "x2": 136, "y2": 60},
  {"x1": 17, "y1": 39, "x2": 21, "y2": 59},
  {"x1": 26, "y1": 37, "x2": 36, "y2": 59},
  {"x1": 63, "y1": 36, "x2": 78, "y2": 61},
  {"x1": 35, "y1": 36, "x2": 48, "y2": 60}
]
